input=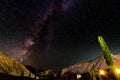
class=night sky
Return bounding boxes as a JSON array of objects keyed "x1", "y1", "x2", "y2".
[{"x1": 1, "y1": 0, "x2": 120, "y2": 70}]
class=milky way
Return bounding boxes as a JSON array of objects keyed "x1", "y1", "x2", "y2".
[
  {"x1": 0, "y1": 0, "x2": 74, "y2": 68},
  {"x1": 1, "y1": 0, "x2": 120, "y2": 69}
]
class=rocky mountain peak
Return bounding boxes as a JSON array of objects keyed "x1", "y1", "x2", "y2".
[{"x1": 61, "y1": 54, "x2": 120, "y2": 75}]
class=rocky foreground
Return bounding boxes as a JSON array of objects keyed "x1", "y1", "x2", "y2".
[{"x1": 0, "y1": 52, "x2": 35, "y2": 79}]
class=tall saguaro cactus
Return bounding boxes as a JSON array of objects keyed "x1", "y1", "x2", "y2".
[
  {"x1": 98, "y1": 36, "x2": 115, "y2": 68},
  {"x1": 98, "y1": 36, "x2": 119, "y2": 79}
]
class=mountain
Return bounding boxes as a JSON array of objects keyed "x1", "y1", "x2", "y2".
[
  {"x1": 61, "y1": 54, "x2": 120, "y2": 76},
  {"x1": 0, "y1": 52, "x2": 35, "y2": 78}
]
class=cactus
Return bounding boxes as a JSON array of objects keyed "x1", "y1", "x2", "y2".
[
  {"x1": 89, "y1": 66, "x2": 96, "y2": 80},
  {"x1": 98, "y1": 36, "x2": 119, "y2": 79},
  {"x1": 98, "y1": 36, "x2": 115, "y2": 68}
]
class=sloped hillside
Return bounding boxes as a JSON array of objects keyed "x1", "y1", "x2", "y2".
[
  {"x1": 61, "y1": 54, "x2": 120, "y2": 75},
  {"x1": 0, "y1": 52, "x2": 35, "y2": 78}
]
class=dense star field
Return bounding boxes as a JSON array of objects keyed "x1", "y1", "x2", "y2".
[{"x1": 0, "y1": 0, "x2": 120, "y2": 69}]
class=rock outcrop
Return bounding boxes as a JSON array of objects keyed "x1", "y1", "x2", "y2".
[
  {"x1": 61, "y1": 54, "x2": 120, "y2": 75},
  {"x1": 0, "y1": 52, "x2": 35, "y2": 78}
]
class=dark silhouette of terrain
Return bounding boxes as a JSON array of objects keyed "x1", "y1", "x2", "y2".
[{"x1": 0, "y1": 72, "x2": 34, "y2": 80}]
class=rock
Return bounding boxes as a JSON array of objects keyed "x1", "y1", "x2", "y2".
[
  {"x1": 0, "y1": 52, "x2": 35, "y2": 78},
  {"x1": 61, "y1": 54, "x2": 120, "y2": 75}
]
